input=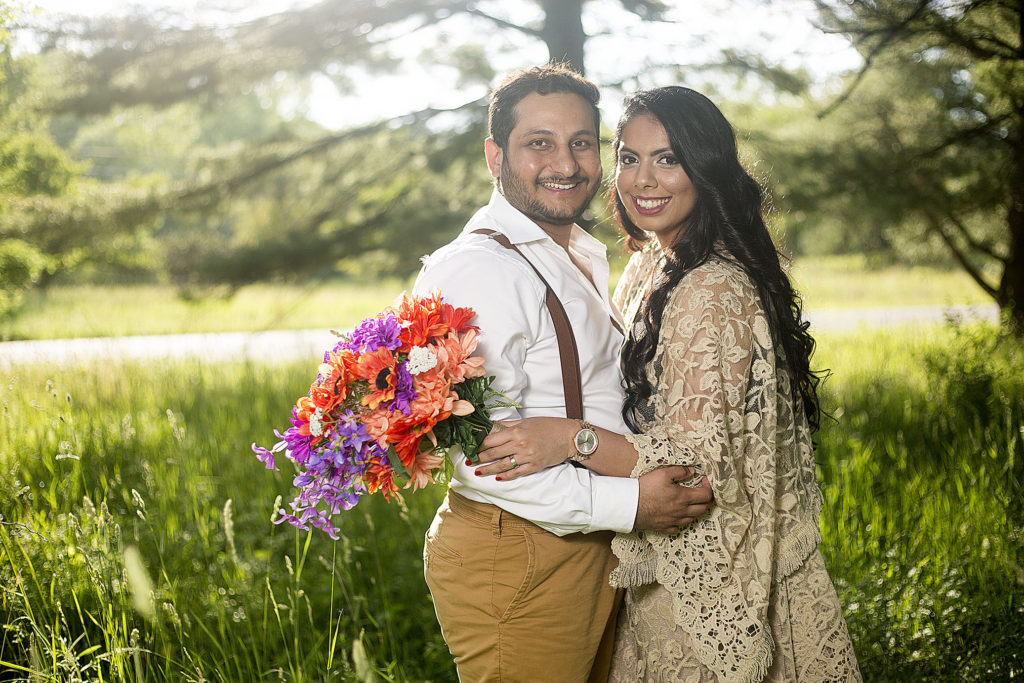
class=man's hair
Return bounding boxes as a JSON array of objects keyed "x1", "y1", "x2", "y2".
[{"x1": 488, "y1": 63, "x2": 601, "y2": 149}]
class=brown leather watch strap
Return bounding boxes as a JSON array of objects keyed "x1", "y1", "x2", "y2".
[{"x1": 471, "y1": 229, "x2": 584, "y2": 419}]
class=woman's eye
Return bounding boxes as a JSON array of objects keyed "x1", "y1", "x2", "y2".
[
  {"x1": 618, "y1": 155, "x2": 637, "y2": 165},
  {"x1": 659, "y1": 155, "x2": 679, "y2": 165}
]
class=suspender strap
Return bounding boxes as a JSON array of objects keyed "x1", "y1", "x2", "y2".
[{"x1": 472, "y1": 229, "x2": 584, "y2": 420}]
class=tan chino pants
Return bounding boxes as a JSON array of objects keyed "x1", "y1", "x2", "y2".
[{"x1": 424, "y1": 491, "x2": 622, "y2": 682}]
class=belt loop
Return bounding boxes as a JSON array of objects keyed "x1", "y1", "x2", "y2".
[{"x1": 492, "y1": 507, "x2": 503, "y2": 538}]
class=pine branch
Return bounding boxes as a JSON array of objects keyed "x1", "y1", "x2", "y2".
[
  {"x1": 816, "y1": 0, "x2": 934, "y2": 118},
  {"x1": 463, "y1": 8, "x2": 543, "y2": 38},
  {"x1": 176, "y1": 96, "x2": 487, "y2": 206},
  {"x1": 926, "y1": 211, "x2": 1000, "y2": 298}
]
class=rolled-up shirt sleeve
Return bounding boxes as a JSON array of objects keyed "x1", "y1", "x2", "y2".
[{"x1": 414, "y1": 241, "x2": 639, "y2": 536}]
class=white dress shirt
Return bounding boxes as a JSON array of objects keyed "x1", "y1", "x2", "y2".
[{"x1": 413, "y1": 190, "x2": 639, "y2": 536}]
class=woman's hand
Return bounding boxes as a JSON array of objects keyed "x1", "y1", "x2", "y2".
[{"x1": 473, "y1": 417, "x2": 578, "y2": 480}]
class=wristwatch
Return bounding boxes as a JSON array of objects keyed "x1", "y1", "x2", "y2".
[{"x1": 570, "y1": 420, "x2": 599, "y2": 461}]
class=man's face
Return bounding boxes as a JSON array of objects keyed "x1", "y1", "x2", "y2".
[{"x1": 485, "y1": 92, "x2": 602, "y2": 232}]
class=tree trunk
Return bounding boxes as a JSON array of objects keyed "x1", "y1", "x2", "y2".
[
  {"x1": 1000, "y1": 150, "x2": 1024, "y2": 333},
  {"x1": 538, "y1": 0, "x2": 587, "y2": 74}
]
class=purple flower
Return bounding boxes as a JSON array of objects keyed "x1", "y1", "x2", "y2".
[
  {"x1": 389, "y1": 363, "x2": 416, "y2": 415},
  {"x1": 269, "y1": 407, "x2": 388, "y2": 535},
  {"x1": 345, "y1": 314, "x2": 402, "y2": 353}
]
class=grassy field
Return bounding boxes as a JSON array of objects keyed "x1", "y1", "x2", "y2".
[
  {"x1": 0, "y1": 257, "x2": 992, "y2": 341},
  {"x1": 0, "y1": 278, "x2": 411, "y2": 342},
  {"x1": 1, "y1": 322, "x2": 1021, "y2": 681}
]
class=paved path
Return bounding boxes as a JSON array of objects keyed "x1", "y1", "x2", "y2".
[{"x1": 0, "y1": 303, "x2": 1000, "y2": 368}]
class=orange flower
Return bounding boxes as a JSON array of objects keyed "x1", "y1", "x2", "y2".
[
  {"x1": 294, "y1": 396, "x2": 318, "y2": 437},
  {"x1": 435, "y1": 330, "x2": 486, "y2": 383},
  {"x1": 438, "y1": 301, "x2": 478, "y2": 334},
  {"x1": 364, "y1": 458, "x2": 400, "y2": 500},
  {"x1": 407, "y1": 367, "x2": 453, "y2": 425},
  {"x1": 392, "y1": 291, "x2": 449, "y2": 349},
  {"x1": 406, "y1": 450, "x2": 445, "y2": 490},
  {"x1": 353, "y1": 347, "x2": 399, "y2": 410}
]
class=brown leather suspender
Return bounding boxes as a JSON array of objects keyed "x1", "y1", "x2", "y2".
[{"x1": 471, "y1": 229, "x2": 585, "y2": 420}]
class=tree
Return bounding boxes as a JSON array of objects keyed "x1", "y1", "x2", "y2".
[
  {"x1": 6, "y1": 0, "x2": 805, "y2": 304},
  {"x1": 809, "y1": 0, "x2": 1024, "y2": 331}
]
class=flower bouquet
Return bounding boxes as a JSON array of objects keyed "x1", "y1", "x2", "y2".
[{"x1": 252, "y1": 292, "x2": 505, "y2": 538}]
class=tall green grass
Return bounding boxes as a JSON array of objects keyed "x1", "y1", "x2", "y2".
[
  {"x1": 1, "y1": 323, "x2": 1021, "y2": 680},
  {"x1": 0, "y1": 360, "x2": 451, "y2": 681}
]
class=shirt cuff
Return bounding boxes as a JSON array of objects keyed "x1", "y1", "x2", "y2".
[{"x1": 585, "y1": 475, "x2": 639, "y2": 534}]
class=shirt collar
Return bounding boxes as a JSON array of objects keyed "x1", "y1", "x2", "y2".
[{"x1": 466, "y1": 190, "x2": 607, "y2": 258}]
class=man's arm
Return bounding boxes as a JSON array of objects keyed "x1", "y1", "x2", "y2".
[{"x1": 414, "y1": 241, "x2": 640, "y2": 535}]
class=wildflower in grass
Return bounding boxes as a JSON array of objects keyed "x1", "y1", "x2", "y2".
[{"x1": 255, "y1": 292, "x2": 507, "y2": 538}]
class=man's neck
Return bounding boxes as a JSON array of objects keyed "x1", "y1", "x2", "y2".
[
  {"x1": 535, "y1": 221, "x2": 574, "y2": 253},
  {"x1": 535, "y1": 220, "x2": 597, "y2": 289}
]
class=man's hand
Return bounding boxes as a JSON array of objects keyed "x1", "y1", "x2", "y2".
[{"x1": 635, "y1": 466, "x2": 713, "y2": 534}]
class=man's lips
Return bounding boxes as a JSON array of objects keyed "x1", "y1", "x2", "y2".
[
  {"x1": 539, "y1": 178, "x2": 585, "y2": 193},
  {"x1": 631, "y1": 195, "x2": 670, "y2": 215}
]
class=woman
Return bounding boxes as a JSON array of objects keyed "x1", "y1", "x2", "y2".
[{"x1": 476, "y1": 86, "x2": 861, "y2": 681}]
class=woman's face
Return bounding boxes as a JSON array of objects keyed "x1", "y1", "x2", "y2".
[{"x1": 614, "y1": 113, "x2": 697, "y2": 249}]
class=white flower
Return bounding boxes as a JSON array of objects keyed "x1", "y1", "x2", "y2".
[
  {"x1": 406, "y1": 346, "x2": 438, "y2": 375},
  {"x1": 309, "y1": 408, "x2": 324, "y2": 437}
]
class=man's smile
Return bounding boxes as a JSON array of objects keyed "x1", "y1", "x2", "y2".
[{"x1": 539, "y1": 178, "x2": 585, "y2": 193}]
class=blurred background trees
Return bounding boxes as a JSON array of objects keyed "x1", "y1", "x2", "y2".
[{"x1": 1, "y1": 0, "x2": 1021, "y2": 329}]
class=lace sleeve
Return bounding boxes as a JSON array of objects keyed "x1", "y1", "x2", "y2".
[{"x1": 611, "y1": 259, "x2": 780, "y2": 683}]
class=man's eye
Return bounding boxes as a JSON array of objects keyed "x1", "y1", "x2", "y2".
[
  {"x1": 529, "y1": 140, "x2": 549, "y2": 148},
  {"x1": 572, "y1": 139, "x2": 592, "y2": 149}
]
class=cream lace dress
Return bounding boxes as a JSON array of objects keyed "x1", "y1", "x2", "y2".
[{"x1": 608, "y1": 244, "x2": 861, "y2": 683}]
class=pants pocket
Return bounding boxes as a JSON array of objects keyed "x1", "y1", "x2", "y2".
[{"x1": 490, "y1": 529, "x2": 535, "y2": 622}]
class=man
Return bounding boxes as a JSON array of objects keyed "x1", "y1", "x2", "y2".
[{"x1": 413, "y1": 64, "x2": 712, "y2": 682}]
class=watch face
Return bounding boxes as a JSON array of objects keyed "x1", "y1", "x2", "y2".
[{"x1": 575, "y1": 428, "x2": 598, "y2": 455}]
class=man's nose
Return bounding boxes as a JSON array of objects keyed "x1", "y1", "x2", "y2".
[{"x1": 549, "y1": 144, "x2": 581, "y2": 177}]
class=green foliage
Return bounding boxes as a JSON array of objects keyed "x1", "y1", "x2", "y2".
[
  {"x1": 0, "y1": 129, "x2": 79, "y2": 196},
  {"x1": 0, "y1": 239, "x2": 53, "y2": 318},
  {"x1": 768, "y1": 1, "x2": 1024, "y2": 326}
]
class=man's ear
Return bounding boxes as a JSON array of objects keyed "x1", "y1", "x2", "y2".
[{"x1": 484, "y1": 137, "x2": 503, "y2": 179}]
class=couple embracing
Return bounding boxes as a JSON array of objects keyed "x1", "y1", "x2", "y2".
[{"x1": 413, "y1": 64, "x2": 861, "y2": 682}]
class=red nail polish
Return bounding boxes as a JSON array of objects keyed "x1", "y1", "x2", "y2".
[
  {"x1": 474, "y1": 470, "x2": 481, "y2": 476},
  {"x1": 495, "y1": 476, "x2": 502, "y2": 481},
  {"x1": 465, "y1": 459, "x2": 472, "y2": 465}
]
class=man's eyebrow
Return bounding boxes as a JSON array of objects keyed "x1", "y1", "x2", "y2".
[{"x1": 518, "y1": 128, "x2": 598, "y2": 138}]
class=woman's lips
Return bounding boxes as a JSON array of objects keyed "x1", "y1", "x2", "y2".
[{"x1": 631, "y1": 195, "x2": 670, "y2": 216}]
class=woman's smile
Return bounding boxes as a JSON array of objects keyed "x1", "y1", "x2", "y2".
[{"x1": 630, "y1": 195, "x2": 671, "y2": 215}]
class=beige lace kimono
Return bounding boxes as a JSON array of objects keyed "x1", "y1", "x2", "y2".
[{"x1": 608, "y1": 245, "x2": 861, "y2": 682}]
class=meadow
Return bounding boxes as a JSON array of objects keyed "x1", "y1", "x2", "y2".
[
  {"x1": 1, "y1": 259, "x2": 1021, "y2": 681},
  {"x1": 1, "y1": 319, "x2": 1021, "y2": 681},
  {"x1": 0, "y1": 256, "x2": 989, "y2": 341}
]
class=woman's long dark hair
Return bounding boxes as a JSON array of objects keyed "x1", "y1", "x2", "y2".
[{"x1": 615, "y1": 86, "x2": 823, "y2": 433}]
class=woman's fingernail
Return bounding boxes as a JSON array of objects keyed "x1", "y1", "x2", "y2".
[
  {"x1": 465, "y1": 459, "x2": 472, "y2": 465},
  {"x1": 495, "y1": 476, "x2": 502, "y2": 481},
  {"x1": 474, "y1": 470, "x2": 481, "y2": 476}
]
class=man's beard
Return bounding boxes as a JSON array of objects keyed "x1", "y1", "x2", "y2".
[{"x1": 499, "y1": 157, "x2": 595, "y2": 227}]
